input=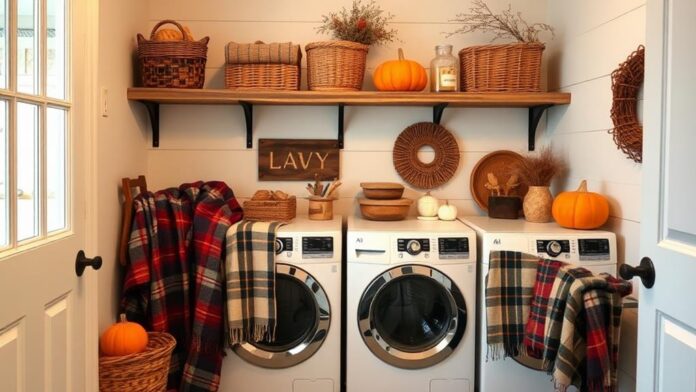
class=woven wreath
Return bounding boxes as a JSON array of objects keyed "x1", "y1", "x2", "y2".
[
  {"x1": 393, "y1": 122, "x2": 460, "y2": 189},
  {"x1": 610, "y1": 45, "x2": 644, "y2": 163}
]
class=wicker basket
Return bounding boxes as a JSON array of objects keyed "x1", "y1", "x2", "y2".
[
  {"x1": 99, "y1": 332, "x2": 176, "y2": 392},
  {"x1": 305, "y1": 40, "x2": 369, "y2": 91},
  {"x1": 137, "y1": 20, "x2": 209, "y2": 88},
  {"x1": 243, "y1": 196, "x2": 297, "y2": 222},
  {"x1": 458, "y1": 43, "x2": 544, "y2": 92},
  {"x1": 225, "y1": 64, "x2": 301, "y2": 90}
]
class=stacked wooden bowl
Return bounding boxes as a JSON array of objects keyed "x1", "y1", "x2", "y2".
[{"x1": 358, "y1": 183, "x2": 412, "y2": 221}]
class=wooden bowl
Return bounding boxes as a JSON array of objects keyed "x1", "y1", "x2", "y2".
[
  {"x1": 358, "y1": 198, "x2": 412, "y2": 221},
  {"x1": 360, "y1": 182, "x2": 405, "y2": 200}
]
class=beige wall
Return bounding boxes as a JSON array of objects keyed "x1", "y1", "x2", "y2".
[{"x1": 96, "y1": 0, "x2": 148, "y2": 332}]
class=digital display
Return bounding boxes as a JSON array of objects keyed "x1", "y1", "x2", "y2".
[
  {"x1": 579, "y1": 239, "x2": 610, "y2": 255},
  {"x1": 302, "y1": 236, "x2": 333, "y2": 258},
  {"x1": 439, "y1": 238, "x2": 469, "y2": 254}
]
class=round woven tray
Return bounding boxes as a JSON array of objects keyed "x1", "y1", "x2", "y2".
[
  {"x1": 610, "y1": 45, "x2": 644, "y2": 163},
  {"x1": 99, "y1": 332, "x2": 176, "y2": 392},
  {"x1": 393, "y1": 122, "x2": 460, "y2": 189}
]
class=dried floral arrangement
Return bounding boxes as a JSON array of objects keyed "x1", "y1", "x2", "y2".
[
  {"x1": 447, "y1": 0, "x2": 554, "y2": 43},
  {"x1": 316, "y1": 0, "x2": 398, "y2": 46},
  {"x1": 515, "y1": 147, "x2": 565, "y2": 186},
  {"x1": 485, "y1": 173, "x2": 519, "y2": 196}
]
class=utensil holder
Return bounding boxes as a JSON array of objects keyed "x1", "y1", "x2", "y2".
[{"x1": 308, "y1": 198, "x2": 334, "y2": 220}]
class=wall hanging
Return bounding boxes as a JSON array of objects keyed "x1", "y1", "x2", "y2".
[
  {"x1": 610, "y1": 45, "x2": 644, "y2": 163},
  {"x1": 258, "y1": 139, "x2": 339, "y2": 181},
  {"x1": 393, "y1": 122, "x2": 460, "y2": 189}
]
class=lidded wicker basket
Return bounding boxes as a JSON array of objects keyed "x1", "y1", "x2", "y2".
[
  {"x1": 99, "y1": 332, "x2": 176, "y2": 392},
  {"x1": 137, "y1": 20, "x2": 209, "y2": 89},
  {"x1": 243, "y1": 196, "x2": 297, "y2": 222},
  {"x1": 225, "y1": 41, "x2": 302, "y2": 90},
  {"x1": 458, "y1": 43, "x2": 544, "y2": 92},
  {"x1": 305, "y1": 40, "x2": 369, "y2": 91}
]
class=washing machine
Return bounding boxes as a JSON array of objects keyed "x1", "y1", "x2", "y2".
[
  {"x1": 346, "y1": 216, "x2": 477, "y2": 392},
  {"x1": 458, "y1": 216, "x2": 618, "y2": 392},
  {"x1": 221, "y1": 217, "x2": 342, "y2": 392}
]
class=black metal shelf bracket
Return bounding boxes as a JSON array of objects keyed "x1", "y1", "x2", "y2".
[
  {"x1": 433, "y1": 103, "x2": 448, "y2": 124},
  {"x1": 141, "y1": 101, "x2": 160, "y2": 148},
  {"x1": 240, "y1": 101, "x2": 254, "y2": 148},
  {"x1": 528, "y1": 104, "x2": 553, "y2": 151},
  {"x1": 337, "y1": 104, "x2": 345, "y2": 149}
]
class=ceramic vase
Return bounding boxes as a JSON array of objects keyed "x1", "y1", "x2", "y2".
[{"x1": 523, "y1": 186, "x2": 553, "y2": 223}]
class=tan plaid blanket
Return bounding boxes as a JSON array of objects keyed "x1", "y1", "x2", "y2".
[
  {"x1": 225, "y1": 220, "x2": 284, "y2": 345},
  {"x1": 225, "y1": 41, "x2": 301, "y2": 65}
]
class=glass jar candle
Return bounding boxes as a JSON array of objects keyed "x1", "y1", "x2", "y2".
[{"x1": 430, "y1": 44, "x2": 459, "y2": 92}]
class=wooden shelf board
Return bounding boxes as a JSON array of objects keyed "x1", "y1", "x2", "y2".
[{"x1": 127, "y1": 88, "x2": 571, "y2": 108}]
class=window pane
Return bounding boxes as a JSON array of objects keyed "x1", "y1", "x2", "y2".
[
  {"x1": 46, "y1": 107, "x2": 65, "y2": 232},
  {"x1": 0, "y1": 101, "x2": 6, "y2": 246},
  {"x1": 0, "y1": 0, "x2": 7, "y2": 89},
  {"x1": 17, "y1": 0, "x2": 38, "y2": 94},
  {"x1": 47, "y1": 0, "x2": 65, "y2": 99},
  {"x1": 17, "y1": 102, "x2": 38, "y2": 241}
]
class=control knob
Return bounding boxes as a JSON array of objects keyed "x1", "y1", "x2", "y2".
[
  {"x1": 546, "y1": 240, "x2": 563, "y2": 257},
  {"x1": 406, "y1": 240, "x2": 422, "y2": 256},
  {"x1": 275, "y1": 238, "x2": 284, "y2": 255}
]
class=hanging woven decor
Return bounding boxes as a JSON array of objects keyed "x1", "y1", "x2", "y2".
[
  {"x1": 610, "y1": 45, "x2": 644, "y2": 163},
  {"x1": 393, "y1": 122, "x2": 460, "y2": 189}
]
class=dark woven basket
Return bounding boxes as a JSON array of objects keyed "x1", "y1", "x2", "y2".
[{"x1": 137, "y1": 20, "x2": 209, "y2": 88}]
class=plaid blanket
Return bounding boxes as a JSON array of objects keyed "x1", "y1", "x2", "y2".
[
  {"x1": 225, "y1": 220, "x2": 283, "y2": 345},
  {"x1": 122, "y1": 181, "x2": 243, "y2": 392}
]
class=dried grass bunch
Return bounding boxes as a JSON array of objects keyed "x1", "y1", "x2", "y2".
[
  {"x1": 447, "y1": 0, "x2": 554, "y2": 43},
  {"x1": 317, "y1": 0, "x2": 398, "y2": 46},
  {"x1": 515, "y1": 147, "x2": 565, "y2": 187}
]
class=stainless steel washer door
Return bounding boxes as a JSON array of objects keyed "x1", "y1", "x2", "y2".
[
  {"x1": 357, "y1": 264, "x2": 467, "y2": 369},
  {"x1": 233, "y1": 263, "x2": 331, "y2": 369}
]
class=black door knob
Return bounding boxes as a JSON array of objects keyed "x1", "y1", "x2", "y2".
[
  {"x1": 75, "y1": 250, "x2": 103, "y2": 277},
  {"x1": 619, "y1": 257, "x2": 655, "y2": 289}
]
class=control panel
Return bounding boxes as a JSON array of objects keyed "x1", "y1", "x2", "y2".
[
  {"x1": 302, "y1": 236, "x2": 334, "y2": 259},
  {"x1": 275, "y1": 237, "x2": 293, "y2": 255},
  {"x1": 439, "y1": 237, "x2": 470, "y2": 259},
  {"x1": 536, "y1": 239, "x2": 571, "y2": 258},
  {"x1": 531, "y1": 237, "x2": 612, "y2": 263},
  {"x1": 397, "y1": 238, "x2": 430, "y2": 256},
  {"x1": 275, "y1": 235, "x2": 338, "y2": 263},
  {"x1": 578, "y1": 238, "x2": 611, "y2": 260},
  {"x1": 394, "y1": 236, "x2": 471, "y2": 262}
]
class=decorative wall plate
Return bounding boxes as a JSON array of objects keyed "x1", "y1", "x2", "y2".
[
  {"x1": 610, "y1": 45, "x2": 644, "y2": 163},
  {"x1": 470, "y1": 150, "x2": 528, "y2": 211},
  {"x1": 392, "y1": 122, "x2": 460, "y2": 189}
]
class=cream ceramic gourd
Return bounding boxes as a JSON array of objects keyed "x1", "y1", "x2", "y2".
[
  {"x1": 417, "y1": 192, "x2": 439, "y2": 218},
  {"x1": 437, "y1": 201, "x2": 458, "y2": 221}
]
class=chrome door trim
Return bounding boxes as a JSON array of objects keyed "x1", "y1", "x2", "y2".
[
  {"x1": 233, "y1": 263, "x2": 331, "y2": 369},
  {"x1": 357, "y1": 264, "x2": 467, "y2": 369}
]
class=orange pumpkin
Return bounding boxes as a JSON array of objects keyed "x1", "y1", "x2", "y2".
[
  {"x1": 373, "y1": 48, "x2": 428, "y2": 91},
  {"x1": 100, "y1": 314, "x2": 149, "y2": 356},
  {"x1": 153, "y1": 26, "x2": 194, "y2": 41},
  {"x1": 552, "y1": 180, "x2": 610, "y2": 229}
]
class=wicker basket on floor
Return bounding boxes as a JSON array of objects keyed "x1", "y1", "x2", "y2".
[
  {"x1": 458, "y1": 43, "x2": 544, "y2": 92},
  {"x1": 305, "y1": 40, "x2": 369, "y2": 91},
  {"x1": 99, "y1": 332, "x2": 176, "y2": 392},
  {"x1": 243, "y1": 196, "x2": 297, "y2": 222},
  {"x1": 137, "y1": 20, "x2": 209, "y2": 88}
]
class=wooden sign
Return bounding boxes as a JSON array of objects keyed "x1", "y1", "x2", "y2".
[{"x1": 258, "y1": 139, "x2": 340, "y2": 181}]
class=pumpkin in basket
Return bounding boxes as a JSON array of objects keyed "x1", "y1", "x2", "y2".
[
  {"x1": 100, "y1": 314, "x2": 149, "y2": 356},
  {"x1": 552, "y1": 180, "x2": 610, "y2": 229},
  {"x1": 373, "y1": 49, "x2": 427, "y2": 91},
  {"x1": 153, "y1": 25, "x2": 194, "y2": 41}
]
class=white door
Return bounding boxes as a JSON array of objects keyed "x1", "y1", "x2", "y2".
[
  {"x1": 0, "y1": 0, "x2": 97, "y2": 390},
  {"x1": 636, "y1": 0, "x2": 696, "y2": 390}
]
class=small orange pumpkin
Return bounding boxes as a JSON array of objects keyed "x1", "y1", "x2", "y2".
[
  {"x1": 100, "y1": 314, "x2": 149, "y2": 356},
  {"x1": 552, "y1": 180, "x2": 610, "y2": 229},
  {"x1": 153, "y1": 26, "x2": 194, "y2": 41},
  {"x1": 373, "y1": 48, "x2": 428, "y2": 91}
]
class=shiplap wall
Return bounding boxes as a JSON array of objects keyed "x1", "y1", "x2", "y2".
[{"x1": 144, "y1": 0, "x2": 549, "y2": 218}]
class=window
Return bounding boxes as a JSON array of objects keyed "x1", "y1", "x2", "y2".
[{"x1": 0, "y1": 0, "x2": 69, "y2": 249}]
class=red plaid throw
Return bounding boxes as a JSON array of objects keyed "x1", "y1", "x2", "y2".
[{"x1": 121, "y1": 181, "x2": 243, "y2": 392}]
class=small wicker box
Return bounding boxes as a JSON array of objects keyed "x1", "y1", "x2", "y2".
[
  {"x1": 225, "y1": 41, "x2": 301, "y2": 90},
  {"x1": 243, "y1": 196, "x2": 297, "y2": 222}
]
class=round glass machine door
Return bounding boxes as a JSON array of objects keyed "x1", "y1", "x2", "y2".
[
  {"x1": 357, "y1": 264, "x2": 467, "y2": 369},
  {"x1": 233, "y1": 264, "x2": 331, "y2": 368}
]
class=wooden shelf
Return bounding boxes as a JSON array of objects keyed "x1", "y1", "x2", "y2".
[{"x1": 127, "y1": 88, "x2": 571, "y2": 149}]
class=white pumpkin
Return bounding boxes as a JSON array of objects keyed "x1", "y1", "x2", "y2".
[
  {"x1": 438, "y1": 201, "x2": 458, "y2": 221},
  {"x1": 417, "y1": 192, "x2": 439, "y2": 217}
]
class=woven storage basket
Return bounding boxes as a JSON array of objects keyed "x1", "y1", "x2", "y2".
[
  {"x1": 305, "y1": 40, "x2": 369, "y2": 91},
  {"x1": 458, "y1": 43, "x2": 544, "y2": 92},
  {"x1": 99, "y1": 332, "x2": 176, "y2": 392},
  {"x1": 243, "y1": 196, "x2": 297, "y2": 222},
  {"x1": 225, "y1": 42, "x2": 302, "y2": 90},
  {"x1": 137, "y1": 20, "x2": 209, "y2": 88}
]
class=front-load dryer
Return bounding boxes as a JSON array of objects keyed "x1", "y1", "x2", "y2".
[
  {"x1": 221, "y1": 217, "x2": 342, "y2": 392},
  {"x1": 458, "y1": 216, "x2": 618, "y2": 392},
  {"x1": 346, "y1": 216, "x2": 477, "y2": 392}
]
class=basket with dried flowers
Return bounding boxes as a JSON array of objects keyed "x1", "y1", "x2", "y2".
[
  {"x1": 447, "y1": 0, "x2": 554, "y2": 92},
  {"x1": 307, "y1": 0, "x2": 398, "y2": 91},
  {"x1": 514, "y1": 147, "x2": 565, "y2": 223}
]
